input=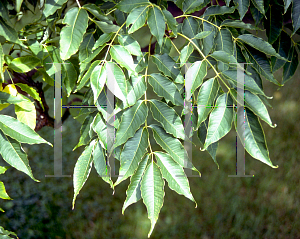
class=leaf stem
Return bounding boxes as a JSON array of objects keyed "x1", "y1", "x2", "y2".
[
  {"x1": 102, "y1": 21, "x2": 127, "y2": 64},
  {"x1": 177, "y1": 33, "x2": 230, "y2": 90},
  {"x1": 164, "y1": 34, "x2": 180, "y2": 55},
  {"x1": 175, "y1": 15, "x2": 221, "y2": 30}
]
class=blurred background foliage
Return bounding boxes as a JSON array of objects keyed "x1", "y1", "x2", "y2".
[{"x1": 0, "y1": 41, "x2": 299, "y2": 238}]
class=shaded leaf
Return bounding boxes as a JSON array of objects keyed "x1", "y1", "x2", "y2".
[
  {"x1": 198, "y1": 119, "x2": 219, "y2": 168},
  {"x1": 237, "y1": 34, "x2": 287, "y2": 60},
  {"x1": 204, "y1": 6, "x2": 236, "y2": 16},
  {"x1": 93, "y1": 140, "x2": 114, "y2": 189},
  {"x1": 282, "y1": 45, "x2": 298, "y2": 85},
  {"x1": 117, "y1": 0, "x2": 150, "y2": 13}
]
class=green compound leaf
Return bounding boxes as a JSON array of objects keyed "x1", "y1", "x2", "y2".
[
  {"x1": 43, "y1": 0, "x2": 68, "y2": 18},
  {"x1": 0, "y1": 181, "x2": 11, "y2": 200},
  {"x1": 198, "y1": 119, "x2": 219, "y2": 168},
  {"x1": 235, "y1": 107, "x2": 278, "y2": 168},
  {"x1": 122, "y1": 154, "x2": 149, "y2": 214},
  {"x1": 246, "y1": 46, "x2": 279, "y2": 85},
  {"x1": 222, "y1": 69, "x2": 268, "y2": 96},
  {"x1": 210, "y1": 50, "x2": 237, "y2": 64},
  {"x1": 0, "y1": 92, "x2": 30, "y2": 105},
  {"x1": 203, "y1": 6, "x2": 236, "y2": 16},
  {"x1": 0, "y1": 17, "x2": 26, "y2": 48},
  {"x1": 203, "y1": 93, "x2": 234, "y2": 150},
  {"x1": 114, "y1": 127, "x2": 148, "y2": 186},
  {"x1": 149, "y1": 73, "x2": 184, "y2": 107},
  {"x1": 73, "y1": 139, "x2": 96, "y2": 209},
  {"x1": 152, "y1": 54, "x2": 184, "y2": 83},
  {"x1": 114, "y1": 100, "x2": 148, "y2": 148},
  {"x1": 244, "y1": 90, "x2": 275, "y2": 127},
  {"x1": 8, "y1": 56, "x2": 40, "y2": 73},
  {"x1": 0, "y1": 131, "x2": 39, "y2": 182},
  {"x1": 234, "y1": 0, "x2": 250, "y2": 20},
  {"x1": 162, "y1": 9, "x2": 178, "y2": 37},
  {"x1": 126, "y1": 5, "x2": 149, "y2": 34},
  {"x1": 60, "y1": 7, "x2": 89, "y2": 60},
  {"x1": 110, "y1": 45, "x2": 135, "y2": 72},
  {"x1": 185, "y1": 60, "x2": 207, "y2": 99},
  {"x1": 117, "y1": 0, "x2": 150, "y2": 13},
  {"x1": 292, "y1": 0, "x2": 300, "y2": 35},
  {"x1": 180, "y1": 43, "x2": 194, "y2": 66},
  {"x1": 141, "y1": 161, "x2": 164, "y2": 238},
  {"x1": 90, "y1": 62, "x2": 106, "y2": 104},
  {"x1": 149, "y1": 124, "x2": 200, "y2": 175},
  {"x1": 93, "y1": 140, "x2": 114, "y2": 189},
  {"x1": 154, "y1": 151, "x2": 197, "y2": 207},
  {"x1": 118, "y1": 34, "x2": 143, "y2": 56},
  {"x1": 149, "y1": 99, "x2": 185, "y2": 140},
  {"x1": 282, "y1": 45, "x2": 299, "y2": 85},
  {"x1": 0, "y1": 114, "x2": 52, "y2": 146},
  {"x1": 196, "y1": 78, "x2": 220, "y2": 129},
  {"x1": 15, "y1": 101, "x2": 36, "y2": 130},
  {"x1": 147, "y1": 6, "x2": 165, "y2": 47},
  {"x1": 221, "y1": 19, "x2": 258, "y2": 30},
  {"x1": 237, "y1": 34, "x2": 287, "y2": 61}
]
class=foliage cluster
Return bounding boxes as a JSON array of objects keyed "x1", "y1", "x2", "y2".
[{"x1": 0, "y1": 0, "x2": 300, "y2": 237}]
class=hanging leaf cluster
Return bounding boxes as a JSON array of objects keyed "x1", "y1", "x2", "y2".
[{"x1": 0, "y1": 0, "x2": 299, "y2": 237}]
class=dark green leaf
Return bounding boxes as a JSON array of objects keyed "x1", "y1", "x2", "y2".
[
  {"x1": 234, "y1": 0, "x2": 250, "y2": 20},
  {"x1": 282, "y1": 45, "x2": 298, "y2": 85},
  {"x1": 292, "y1": 0, "x2": 300, "y2": 35},
  {"x1": 117, "y1": 0, "x2": 150, "y2": 13},
  {"x1": 203, "y1": 6, "x2": 236, "y2": 16},
  {"x1": 149, "y1": 73, "x2": 184, "y2": 106},
  {"x1": 147, "y1": 6, "x2": 165, "y2": 47},
  {"x1": 236, "y1": 107, "x2": 278, "y2": 168}
]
